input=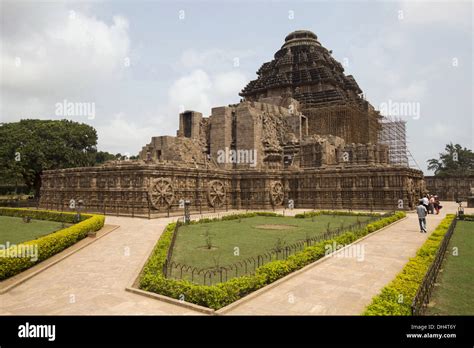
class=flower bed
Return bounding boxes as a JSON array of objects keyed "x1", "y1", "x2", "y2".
[{"x1": 0, "y1": 208, "x2": 105, "y2": 280}]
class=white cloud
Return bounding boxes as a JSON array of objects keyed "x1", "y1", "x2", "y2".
[
  {"x1": 214, "y1": 71, "x2": 249, "y2": 99},
  {"x1": 95, "y1": 113, "x2": 160, "y2": 155},
  {"x1": 165, "y1": 68, "x2": 249, "y2": 117},
  {"x1": 0, "y1": 3, "x2": 130, "y2": 121},
  {"x1": 168, "y1": 69, "x2": 213, "y2": 114}
]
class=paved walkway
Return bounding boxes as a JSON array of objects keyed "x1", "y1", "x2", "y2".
[
  {"x1": 223, "y1": 202, "x2": 464, "y2": 315},
  {"x1": 0, "y1": 204, "x2": 466, "y2": 315},
  {"x1": 0, "y1": 209, "x2": 294, "y2": 315}
]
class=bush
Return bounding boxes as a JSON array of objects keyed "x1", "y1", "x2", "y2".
[
  {"x1": 138, "y1": 211, "x2": 406, "y2": 309},
  {"x1": 362, "y1": 214, "x2": 456, "y2": 316},
  {"x1": 0, "y1": 208, "x2": 105, "y2": 280},
  {"x1": 294, "y1": 210, "x2": 387, "y2": 218},
  {"x1": 459, "y1": 213, "x2": 474, "y2": 221},
  {"x1": 0, "y1": 207, "x2": 90, "y2": 223}
]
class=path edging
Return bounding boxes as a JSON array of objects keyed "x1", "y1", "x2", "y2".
[
  {"x1": 125, "y1": 286, "x2": 213, "y2": 315},
  {"x1": 0, "y1": 224, "x2": 120, "y2": 294},
  {"x1": 215, "y1": 215, "x2": 408, "y2": 314}
]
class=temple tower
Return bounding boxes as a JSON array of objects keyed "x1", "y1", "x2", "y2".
[{"x1": 240, "y1": 30, "x2": 381, "y2": 144}]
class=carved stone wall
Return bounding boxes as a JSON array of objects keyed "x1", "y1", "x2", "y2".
[
  {"x1": 40, "y1": 163, "x2": 424, "y2": 216},
  {"x1": 425, "y1": 176, "x2": 474, "y2": 201}
]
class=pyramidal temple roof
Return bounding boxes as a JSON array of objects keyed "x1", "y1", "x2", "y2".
[{"x1": 240, "y1": 30, "x2": 363, "y2": 107}]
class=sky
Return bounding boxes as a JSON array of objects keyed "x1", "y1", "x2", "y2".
[{"x1": 1, "y1": 0, "x2": 472, "y2": 173}]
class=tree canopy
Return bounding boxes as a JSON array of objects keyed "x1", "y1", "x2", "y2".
[
  {"x1": 0, "y1": 119, "x2": 118, "y2": 195},
  {"x1": 427, "y1": 143, "x2": 474, "y2": 176}
]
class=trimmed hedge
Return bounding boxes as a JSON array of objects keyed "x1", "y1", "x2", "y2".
[
  {"x1": 459, "y1": 213, "x2": 474, "y2": 221},
  {"x1": 0, "y1": 208, "x2": 105, "y2": 280},
  {"x1": 362, "y1": 214, "x2": 457, "y2": 316},
  {"x1": 195, "y1": 211, "x2": 282, "y2": 224},
  {"x1": 0, "y1": 207, "x2": 88, "y2": 223},
  {"x1": 139, "y1": 211, "x2": 406, "y2": 309},
  {"x1": 294, "y1": 210, "x2": 385, "y2": 218}
]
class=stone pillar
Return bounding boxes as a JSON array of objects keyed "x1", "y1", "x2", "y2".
[
  {"x1": 336, "y1": 175, "x2": 343, "y2": 208},
  {"x1": 234, "y1": 177, "x2": 241, "y2": 209}
]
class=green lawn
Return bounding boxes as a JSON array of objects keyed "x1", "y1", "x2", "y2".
[
  {"x1": 171, "y1": 214, "x2": 373, "y2": 271},
  {"x1": 426, "y1": 221, "x2": 474, "y2": 315},
  {"x1": 0, "y1": 215, "x2": 67, "y2": 245}
]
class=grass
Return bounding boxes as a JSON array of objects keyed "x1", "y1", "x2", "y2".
[
  {"x1": 426, "y1": 221, "x2": 474, "y2": 315},
  {"x1": 171, "y1": 214, "x2": 373, "y2": 270},
  {"x1": 0, "y1": 215, "x2": 68, "y2": 245}
]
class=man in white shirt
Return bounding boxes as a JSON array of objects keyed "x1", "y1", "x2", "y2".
[
  {"x1": 416, "y1": 200, "x2": 428, "y2": 233},
  {"x1": 422, "y1": 195, "x2": 429, "y2": 210}
]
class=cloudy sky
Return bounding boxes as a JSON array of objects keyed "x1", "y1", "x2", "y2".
[{"x1": 1, "y1": 0, "x2": 472, "y2": 173}]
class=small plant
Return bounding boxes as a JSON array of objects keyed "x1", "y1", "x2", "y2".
[
  {"x1": 22, "y1": 216, "x2": 31, "y2": 223},
  {"x1": 273, "y1": 238, "x2": 286, "y2": 253},
  {"x1": 304, "y1": 231, "x2": 312, "y2": 245},
  {"x1": 204, "y1": 228, "x2": 213, "y2": 250},
  {"x1": 326, "y1": 222, "x2": 331, "y2": 233}
]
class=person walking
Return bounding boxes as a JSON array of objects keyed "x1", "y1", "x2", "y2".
[
  {"x1": 428, "y1": 195, "x2": 435, "y2": 214},
  {"x1": 434, "y1": 195, "x2": 442, "y2": 214},
  {"x1": 422, "y1": 195, "x2": 429, "y2": 211},
  {"x1": 416, "y1": 200, "x2": 428, "y2": 233}
]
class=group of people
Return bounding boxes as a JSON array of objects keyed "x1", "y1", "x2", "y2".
[
  {"x1": 422, "y1": 194, "x2": 442, "y2": 215},
  {"x1": 416, "y1": 194, "x2": 442, "y2": 233}
]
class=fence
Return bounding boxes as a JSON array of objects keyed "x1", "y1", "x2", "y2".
[
  {"x1": 163, "y1": 217, "x2": 183, "y2": 277},
  {"x1": 0, "y1": 198, "x2": 40, "y2": 208},
  {"x1": 163, "y1": 213, "x2": 387, "y2": 285},
  {"x1": 411, "y1": 217, "x2": 457, "y2": 315}
]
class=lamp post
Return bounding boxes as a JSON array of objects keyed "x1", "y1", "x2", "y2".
[
  {"x1": 75, "y1": 199, "x2": 84, "y2": 223},
  {"x1": 184, "y1": 200, "x2": 191, "y2": 224}
]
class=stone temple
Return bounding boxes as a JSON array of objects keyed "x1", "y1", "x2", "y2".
[{"x1": 39, "y1": 30, "x2": 425, "y2": 215}]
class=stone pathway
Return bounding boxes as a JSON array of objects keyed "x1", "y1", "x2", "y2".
[
  {"x1": 0, "y1": 204, "x2": 465, "y2": 315},
  {"x1": 0, "y1": 209, "x2": 295, "y2": 315},
  {"x1": 222, "y1": 202, "x2": 463, "y2": 315}
]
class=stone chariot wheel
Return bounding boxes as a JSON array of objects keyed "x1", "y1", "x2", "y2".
[
  {"x1": 148, "y1": 178, "x2": 174, "y2": 210},
  {"x1": 270, "y1": 181, "x2": 284, "y2": 206},
  {"x1": 207, "y1": 180, "x2": 226, "y2": 208}
]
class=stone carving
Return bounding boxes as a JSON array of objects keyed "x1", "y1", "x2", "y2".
[
  {"x1": 270, "y1": 181, "x2": 284, "y2": 206},
  {"x1": 207, "y1": 180, "x2": 226, "y2": 208},
  {"x1": 148, "y1": 178, "x2": 174, "y2": 209}
]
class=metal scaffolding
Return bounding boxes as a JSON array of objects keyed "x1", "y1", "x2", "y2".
[{"x1": 378, "y1": 116, "x2": 411, "y2": 167}]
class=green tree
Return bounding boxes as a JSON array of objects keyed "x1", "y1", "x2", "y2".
[
  {"x1": 427, "y1": 143, "x2": 474, "y2": 176},
  {"x1": 0, "y1": 119, "x2": 115, "y2": 196}
]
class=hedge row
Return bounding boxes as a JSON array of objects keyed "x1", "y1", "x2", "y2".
[
  {"x1": 195, "y1": 211, "x2": 282, "y2": 224},
  {"x1": 0, "y1": 208, "x2": 105, "y2": 280},
  {"x1": 459, "y1": 213, "x2": 474, "y2": 221},
  {"x1": 139, "y1": 211, "x2": 406, "y2": 309},
  {"x1": 0, "y1": 207, "x2": 88, "y2": 223},
  {"x1": 362, "y1": 214, "x2": 456, "y2": 316},
  {"x1": 294, "y1": 210, "x2": 385, "y2": 218}
]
